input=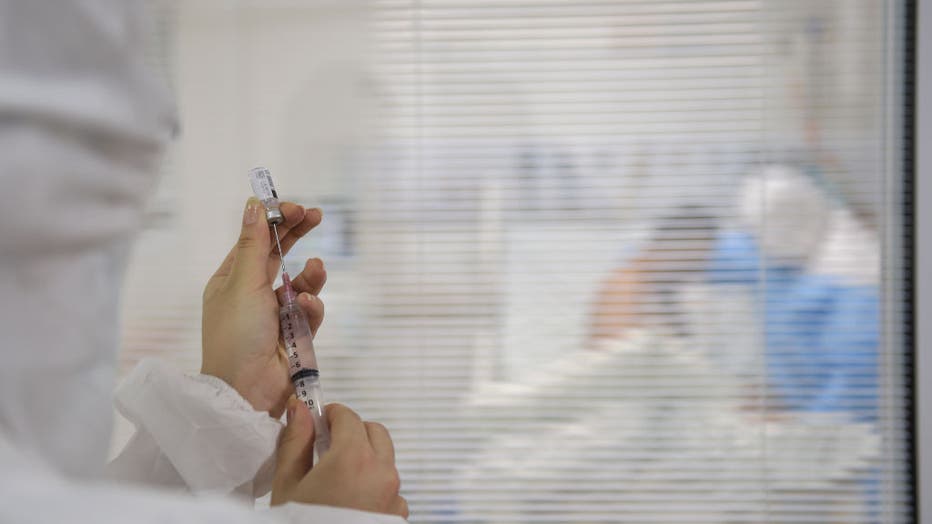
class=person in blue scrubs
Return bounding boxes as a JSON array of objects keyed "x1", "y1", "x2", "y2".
[{"x1": 708, "y1": 228, "x2": 879, "y2": 422}]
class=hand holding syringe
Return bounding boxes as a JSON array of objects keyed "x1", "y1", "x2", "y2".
[
  {"x1": 200, "y1": 179, "x2": 404, "y2": 516},
  {"x1": 249, "y1": 167, "x2": 331, "y2": 459}
]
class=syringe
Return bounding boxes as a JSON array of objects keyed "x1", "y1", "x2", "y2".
[
  {"x1": 248, "y1": 167, "x2": 331, "y2": 459},
  {"x1": 279, "y1": 271, "x2": 331, "y2": 458}
]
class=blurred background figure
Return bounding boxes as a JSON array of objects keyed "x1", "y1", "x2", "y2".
[
  {"x1": 590, "y1": 164, "x2": 880, "y2": 421},
  {"x1": 588, "y1": 206, "x2": 719, "y2": 345},
  {"x1": 709, "y1": 165, "x2": 880, "y2": 421},
  {"x1": 455, "y1": 164, "x2": 882, "y2": 522}
]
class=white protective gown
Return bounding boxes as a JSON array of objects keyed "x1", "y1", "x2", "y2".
[{"x1": 0, "y1": 2, "x2": 404, "y2": 522}]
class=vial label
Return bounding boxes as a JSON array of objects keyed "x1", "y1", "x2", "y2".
[{"x1": 248, "y1": 167, "x2": 279, "y2": 203}]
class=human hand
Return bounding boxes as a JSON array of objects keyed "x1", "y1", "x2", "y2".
[
  {"x1": 201, "y1": 197, "x2": 327, "y2": 417},
  {"x1": 271, "y1": 399, "x2": 408, "y2": 519}
]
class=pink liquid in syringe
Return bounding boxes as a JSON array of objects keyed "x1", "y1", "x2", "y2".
[{"x1": 279, "y1": 272, "x2": 330, "y2": 457}]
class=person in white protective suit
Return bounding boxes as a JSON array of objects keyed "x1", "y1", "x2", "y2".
[{"x1": 0, "y1": 2, "x2": 408, "y2": 522}]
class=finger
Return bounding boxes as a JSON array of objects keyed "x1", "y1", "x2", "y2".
[
  {"x1": 266, "y1": 203, "x2": 307, "y2": 280},
  {"x1": 364, "y1": 421, "x2": 395, "y2": 464},
  {"x1": 391, "y1": 496, "x2": 409, "y2": 519},
  {"x1": 291, "y1": 258, "x2": 328, "y2": 296},
  {"x1": 325, "y1": 403, "x2": 368, "y2": 447},
  {"x1": 298, "y1": 292, "x2": 324, "y2": 336},
  {"x1": 275, "y1": 259, "x2": 326, "y2": 300},
  {"x1": 278, "y1": 202, "x2": 308, "y2": 230},
  {"x1": 273, "y1": 396, "x2": 316, "y2": 501},
  {"x1": 230, "y1": 198, "x2": 273, "y2": 285},
  {"x1": 279, "y1": 208, "x2": 323, "y2": 256},
  {"x1": 222, "y1": 203, "x2": 304, "y2": 282},
  {"x1": 268, "y1": 202, "x2": 306, "y2": 254},
  {"x1": 273, "y1": 291, "x2": 324, "y2": 335}
]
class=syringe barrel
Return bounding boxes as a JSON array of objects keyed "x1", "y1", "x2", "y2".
[
  {"x1": 280, "y1": 303, "x2": 318, "y2": 371},
  {"x1": 280, "y1": 302, "x2": 330, "y2": 459},
  {"x1": 293, "y1": 372, "x2": 331, "y2": 457}
]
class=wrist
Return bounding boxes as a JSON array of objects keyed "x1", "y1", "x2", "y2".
[{"x1": 198, "y1": 371, "x2": 272, "y2": 414}]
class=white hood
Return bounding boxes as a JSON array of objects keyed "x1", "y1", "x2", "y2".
[
  {"x1": 0, "y1": 5, "x2": 410, "y2": 523},
  {"x1": 0, "y1": 0, "x2": 177, "y2": 478},
  {"x1": 736, "y1": 164, "x2": 879, "y2": 286},
  {"x1": 737, "y1": 165, "x2": 831, "y2": 266}
]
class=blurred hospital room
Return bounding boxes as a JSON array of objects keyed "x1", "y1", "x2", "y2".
[{"x1": 115, "y1": 0, "x2": 917, "y2": 522}]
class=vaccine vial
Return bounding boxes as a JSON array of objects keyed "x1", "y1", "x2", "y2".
[{"x1": 247, "y1": 166, "x2": 285, "y2": 225}]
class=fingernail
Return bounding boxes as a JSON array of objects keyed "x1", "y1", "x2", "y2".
[
  {"x1": 244, "y1": 197, "x2": 260, "y2": 225},
  {"x1": 299, "y1": 292, "x2": 313, "y2": 303}
]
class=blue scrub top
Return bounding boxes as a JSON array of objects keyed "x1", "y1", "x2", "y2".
[{"x1": 707, "y1": 231, "x2": 879, "y2": 421}]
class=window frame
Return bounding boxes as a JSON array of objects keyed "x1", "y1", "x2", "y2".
[{"x1": 915, "y1": 0, "x2": 930, "y2": 521}]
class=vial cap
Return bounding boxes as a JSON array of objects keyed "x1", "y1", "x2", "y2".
[{"x1": 266, "y1": 207, "x2": 284, "y2": 225}]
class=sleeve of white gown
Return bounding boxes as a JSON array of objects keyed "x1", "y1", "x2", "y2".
[
  {"x1": 98, "y1": 357, "x2": 405, "y2": 523},
  {"x1": 107, "y1": 358, "x2": 281, "y2": 497}
]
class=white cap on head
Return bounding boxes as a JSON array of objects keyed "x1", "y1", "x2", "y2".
[{"x1": 737, "y1": 165, "x2": 830, "y2": 265}]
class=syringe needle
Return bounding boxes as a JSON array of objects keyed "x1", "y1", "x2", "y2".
[{"x1": 272, "y1": 222, "x2": 286, "y2": 277}]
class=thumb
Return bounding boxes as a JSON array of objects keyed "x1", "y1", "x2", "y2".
[
  {"x1": 273, "y1": 395, "x2": 316, "y2": 500},
  {"x1": 230, "y1": 197, "x2": 271, "y2": 284}
]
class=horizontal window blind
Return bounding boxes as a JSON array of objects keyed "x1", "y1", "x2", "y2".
[{"x1": 118, "y1": 0, "x2": 914, "y2": 522}]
